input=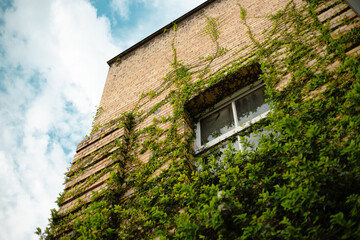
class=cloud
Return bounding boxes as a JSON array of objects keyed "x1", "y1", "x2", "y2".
[
  {"x1": 150, "y1": 0, "x2": 207, "y2": 20},
  {"x1": 110, "y1": 0, "x2": 132, "y2": 19},
  {"x1": 110, "y1": 0, "x2": 205, "y2": 22},
  {"x1": 0, "y1": 0, "x2": 119, "y2": 239},
  {"x1": 110, "y1": 0, "x2": 206, "y2": 49}
]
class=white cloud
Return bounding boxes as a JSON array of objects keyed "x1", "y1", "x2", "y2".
[
  {"x1": 110, "y1": 0, "x2": 132, "y2": 19},
  {"x1": 110, "y1": 0, "x2": 205, "y2": 22},
  {"x1": 110, "y1": 0, "x2": 206, "y2": 49},
  {"x1": 0, "y1": 0, "x2": 119, "y2": 239},
  {"x1": 150, "y1": 0, "x2": 207, "y2": 20}
]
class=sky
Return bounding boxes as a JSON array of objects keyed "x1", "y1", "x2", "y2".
[{"x1": 0, "y1": 0, "x2": 206, "y2": 239}]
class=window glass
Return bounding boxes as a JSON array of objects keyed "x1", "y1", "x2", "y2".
[
  {"x1": 200, "y1": 103, "x2": 235, "y2": 144},
  {"x1": 235, "y1": 86, "x2": 270, "y2": 124},
  {"x1": 195, "y1": 82, "x2": 270, "y2": 153}
]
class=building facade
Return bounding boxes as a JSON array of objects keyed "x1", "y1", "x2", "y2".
[{"x1": 42, "y1": 0, "x2": 360, "y2": 239}]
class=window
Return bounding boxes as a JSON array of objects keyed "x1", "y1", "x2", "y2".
[{"x1": 194, "y1": 80, "x2": 270, "y2": 153}]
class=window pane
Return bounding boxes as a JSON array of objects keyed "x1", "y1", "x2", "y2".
[
  {"x1": 235, "y1": 86, "x2": 270, "y2": 124},
  {"x1": 200, "y1": 104, "x2": 235, "y2": 144}
]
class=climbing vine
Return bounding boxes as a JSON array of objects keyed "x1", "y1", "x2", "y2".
[{"x1": 38, "y1": 0, "x2": 360, "y2": 239}]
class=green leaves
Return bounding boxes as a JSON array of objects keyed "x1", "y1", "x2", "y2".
[
  {"x1": 239, "y1": 5, "x2": 247, "y2": 20},
  {"x1": 200, "y1": 15, "x2": 221, "y2": 43}
]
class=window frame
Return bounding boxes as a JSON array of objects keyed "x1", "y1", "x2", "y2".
[{"x1": 194, "y1": 80, "x2": 270, "y2": 154}]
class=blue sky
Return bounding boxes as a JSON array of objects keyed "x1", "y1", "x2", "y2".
[{"x1": 0, "y1": 0, "x2": 206, "y2": 239}]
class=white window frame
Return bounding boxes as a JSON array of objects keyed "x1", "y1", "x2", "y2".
[{"x1": 194, "y1": 80, "x2": 270, "y2": 154}]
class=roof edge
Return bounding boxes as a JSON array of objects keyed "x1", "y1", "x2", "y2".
[{"x1": 107, "y1": 0, "x2": 218, "y2": 66}]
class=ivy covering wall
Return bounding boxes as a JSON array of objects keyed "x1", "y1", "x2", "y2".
[{"x1": 38, "y1": 0, "x2": 360, "y2": 239}]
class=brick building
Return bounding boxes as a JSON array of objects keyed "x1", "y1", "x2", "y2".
[{"x1": 43, "y1": 0, "x2": 360, "y2": 239}]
